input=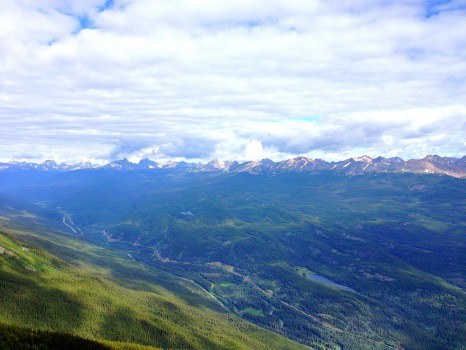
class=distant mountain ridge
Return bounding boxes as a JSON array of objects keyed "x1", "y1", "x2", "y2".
[{"x1": 1, "y1": 155, "x2": 466, "y2": 178}]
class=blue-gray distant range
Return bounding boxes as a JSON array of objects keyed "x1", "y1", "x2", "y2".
[{"x1": 1, "y1": 155, "x2": 465, "y2": 178}]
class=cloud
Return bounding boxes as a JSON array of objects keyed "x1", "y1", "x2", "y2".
[
  {"x1": 0, "y1": 0, "x2": 465, "y2": 163},
  {"x1": 245, "y1": 140, "x2": 264, "y2": 161}
]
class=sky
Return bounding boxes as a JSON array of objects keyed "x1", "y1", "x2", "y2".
[{"x1": 0, "y1": 0, "x2": 465, "y2": 164}]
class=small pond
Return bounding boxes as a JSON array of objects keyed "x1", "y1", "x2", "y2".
[{"x1": 305, "y1": 273, "x2": 356, "y2": 293}]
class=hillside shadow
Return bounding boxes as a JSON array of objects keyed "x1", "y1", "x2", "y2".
[
  {"x1": 0, "y1": 270, "x2": 85, "y2": 335},
  {"x1": 98, "y1": 304, "x2": 227, "y2": 350}
]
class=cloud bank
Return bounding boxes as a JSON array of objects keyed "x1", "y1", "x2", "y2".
[{"x1": 1, "y1": 0, "x2": 465, "y2": 163}]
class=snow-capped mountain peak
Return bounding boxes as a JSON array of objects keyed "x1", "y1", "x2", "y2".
[
  {"x1": 353, "y1": 155, "x2": 373, "y2": 163},
  {"x1": 0, "y1": 155, "x2": 465, "y2": 177}
]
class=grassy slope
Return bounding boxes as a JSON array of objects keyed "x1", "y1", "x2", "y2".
[{"x1": 0, "y1": 217, "x2": 309, "y2": 350}]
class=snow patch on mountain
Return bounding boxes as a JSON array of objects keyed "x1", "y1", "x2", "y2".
[{"x1": 0, "y1": 155, "x2": 465, "y2": 178}]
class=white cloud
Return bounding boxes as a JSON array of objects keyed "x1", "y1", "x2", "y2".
[
  {"x1": 0, "y1": 0, "x2": 465, "y2": 163},
  {"x1": 244, "y1": 140, "x2": 264, "y2": 161}
]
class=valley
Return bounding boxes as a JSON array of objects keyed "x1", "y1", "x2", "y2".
[
  {"x1": 0, "y1": 206, "x2": 308, "y2": 350},
  {"x1": 0, "y1": 165, "x2": 465, "y2": 349}
]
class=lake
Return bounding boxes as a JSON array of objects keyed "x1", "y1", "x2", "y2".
[{"x1": 305, "y1": 273, "x2": 356, "y2": 293}]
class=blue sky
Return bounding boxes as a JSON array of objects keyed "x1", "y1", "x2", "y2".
[{"x1": 0, "y1": 0, "x2": 465, "y2": 163}]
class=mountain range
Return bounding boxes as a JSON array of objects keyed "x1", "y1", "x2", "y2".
[{"x1": 1, "y1": 154, "x2": 466, "y2": 177}]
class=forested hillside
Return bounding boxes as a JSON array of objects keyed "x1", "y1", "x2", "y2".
[
  {"x1": 0, "y1": 170, "x2": 465, "y2": 349},
  {"x1": 0, "y1": 207, "x2": 309, "y2": 350}
]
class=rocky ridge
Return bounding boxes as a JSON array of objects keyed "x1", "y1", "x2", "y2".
[{"x1": 1, "y1": 155, "x2": 465, "y2": 178}]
